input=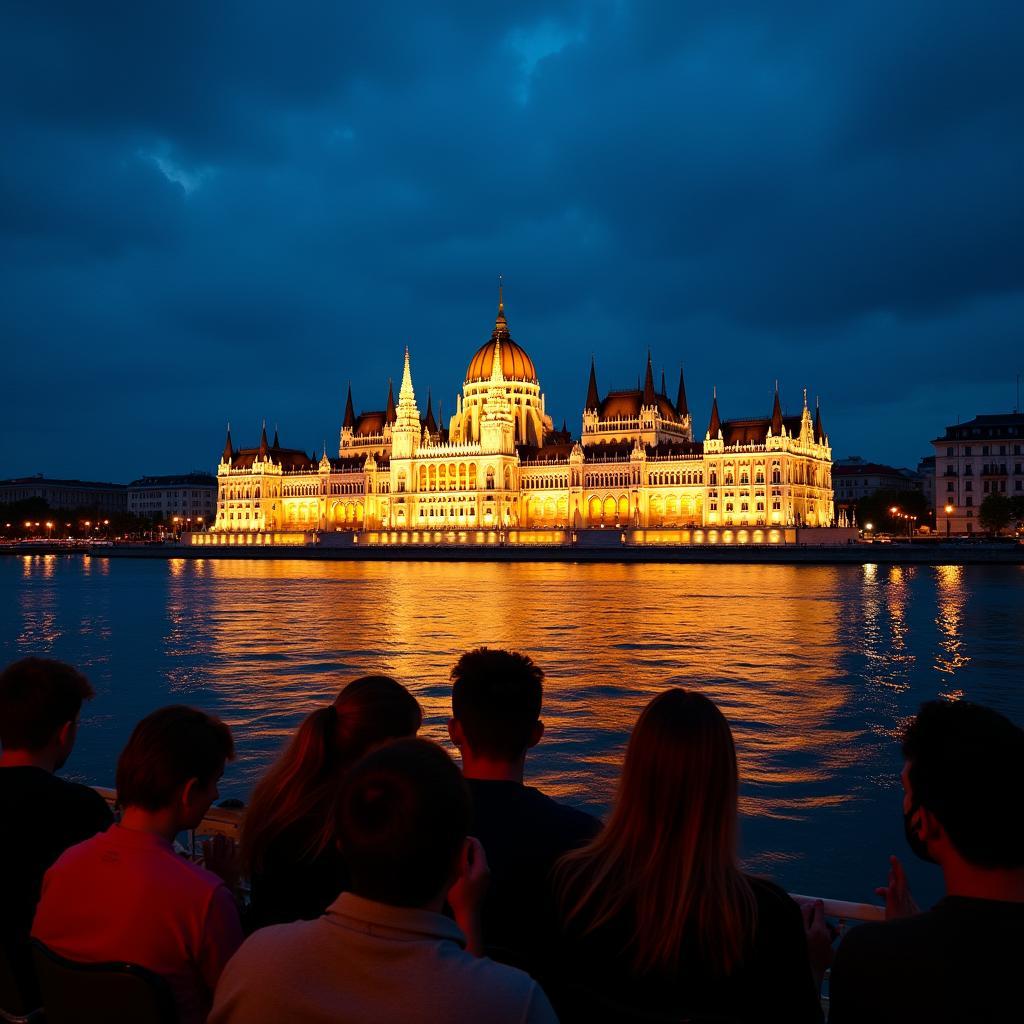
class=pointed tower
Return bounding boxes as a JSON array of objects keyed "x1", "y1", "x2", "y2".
[
  {"x1": 258, "y1": 420, "x2": 269, "y2": 460},
  {"x1": 661, "y1": 369, "x2": 667, "y2": 396},
  {"x1": 480, "y1": 335, "x2": 515, "y2": 454},
  {"x1": 391, "y1": 349, "x2": 421, "y2": 459},
  {"x1": 676, "y1": 368, "x2": 689, "y2": 419},
  {"x1": 272, "y1": 424, "x2": 280, "y2": 448},
  {"x1": 585, "y1": 357, "x2": 600, "y2": 412},
  {"x1": 675, "y1": 366, "x2": 692, "y2": 440},
  {"x1": 423, "y1": 388, "x2": 437, "y2": 435},
  {"x1": 706, "y1": 388, "x2": 722, "y2": 441},
  {"x1": 814, "y1": 396, "x2": 826, "y2": 445},
  {"x1": 221, "y1": 423, "x2": 233, "y2": 464},
  {"x1": 770, "y1": 383, "x2": 784, "y2": 437},
  {"x1": 642, "y1": 351, "x2": 657, "y2": 407},
  {"x1": 384, "y1": 379, "x2": 396, "y2": 426},
  {"x1": 339, "y1": 383, "x2": 356, "y2": 454}
]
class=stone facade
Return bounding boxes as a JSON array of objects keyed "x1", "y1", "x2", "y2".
[{"x1": 211, "y1": 297, "x2": 834, "y2": 538}]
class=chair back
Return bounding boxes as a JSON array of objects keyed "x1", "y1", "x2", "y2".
[
  {"x1": 0, "y1": 942, "x2": 42, "y2": 1022},
  {"x1": 31, "y1": 939, "x2": 177, "y2": 1024}
]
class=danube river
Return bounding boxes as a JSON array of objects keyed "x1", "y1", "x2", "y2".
[{"x1": 3, "y1": 554, "x2": 1022, "y2": 909}]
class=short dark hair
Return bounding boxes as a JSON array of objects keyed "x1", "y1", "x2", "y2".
[
  {"x1": 0, "y1": 658, "x2": 94, "y2": 751},
  {"x1": 116, "y1": 706, "x2": 234, "y2": 811},
  {"x1": 337, "y1": 738, "x2": 470, "y2": 906},
  {"x1": 450, "y1": 648, "x2": 544, "y2": 761},
  {"x1": 903, "y1": 700, "x2": 1024, "y2": 868}
]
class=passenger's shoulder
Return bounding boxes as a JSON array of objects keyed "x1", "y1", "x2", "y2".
[
  {"x1": 530, "y1": 787, "x2": 601, "y2": 833},
  {"x1": 463, "y1": 954, "x2": 549, "y2": 1009},
  {"x1": 746, "y1": 875, "x2": 799, "y2": 917}
]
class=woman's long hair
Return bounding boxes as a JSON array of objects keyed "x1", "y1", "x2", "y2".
[
  {"x1": 241, "y1": 675, "x2": 422, "y2": 872},
  {"x1": 556, "y1": 689, "x2": 756, "y2": 977}
]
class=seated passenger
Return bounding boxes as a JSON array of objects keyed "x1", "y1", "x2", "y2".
[
  {"x1": 32, "y1": 706, "x2": 242, "y2": 1024},
  {"x1": 447, "y1": 647, "x2": 600, "y2": 970},
  {"x1": 0, "y1": 658, "x2": 113, "y2": 1006},
  {"x1": 551, "y1": 689, "x2": 823, "y2": 1023},
  {"x1": 211, "y1": 738, "x2": 558, "y2": 1024},
  {"x1": 241, "y1": 675, "x2": 421, "y2": 929},
  {"x1": 829, "y1": 700, "x2": 1024, "y2": 1024}
]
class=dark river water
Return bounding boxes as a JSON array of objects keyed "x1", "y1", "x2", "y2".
[{"x1": 3, "y1": 553, "x2": 1022, "y2": 910}]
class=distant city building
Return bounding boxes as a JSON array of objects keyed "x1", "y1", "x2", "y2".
[
  {"x1": 0, "y1": 476, "x2": 127, "y2": 513},
  {"x1": 127, "y1": 473, "x2": 217, "y2": 524},
  {"x1": 202, "y1": 289, "x2": 835, "y2": 546},
  {"x1": 916, "y1": 455, "x2": 935, "y2": 511},
  {"x1": 832, "y1": 457, "x2": 917, "y2": 509},
  {"x1": 933, "y1": 412, "x2": 1024, "y2": 535}
]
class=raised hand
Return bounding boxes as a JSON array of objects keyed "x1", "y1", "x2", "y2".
[{"x1": 874, "y1": 854, "x2": 919, "y2": 920}]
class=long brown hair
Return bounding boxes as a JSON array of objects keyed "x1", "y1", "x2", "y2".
[
  {"x1": 556, "y1": 689, "x2": 756, "y2": 977},
  {"x1": 241, "y1": 675, "x2": 422, "y2": 872}
]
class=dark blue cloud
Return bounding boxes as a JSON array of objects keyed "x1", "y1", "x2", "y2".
[{"x1": 1, "y1": 1, "x2": 1022, "y2": 479}]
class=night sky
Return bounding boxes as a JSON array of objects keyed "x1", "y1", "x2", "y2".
[{"x1": 2, "y1": 3, "x2": 1022, "y2": 482}]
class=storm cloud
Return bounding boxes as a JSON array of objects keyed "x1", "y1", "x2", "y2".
[{"x1": 2, "y1": 1, "x2": 1022, "y2": 478}]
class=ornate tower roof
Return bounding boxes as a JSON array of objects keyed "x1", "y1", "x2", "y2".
[
  {"x1": 272, "y1": 425, "x2": 280, "y2": 448},
  {"x1": 385, "y1": 379, "x2": 396, "y2": 424},
  {"x1": 585, "y1": 356, "x2": 600, "y2": 411},
  {"x1": 642, "y1": 352, "x2": 657, "y2": 407},
  {"x1": 343, "y1": 384, "x2": 355, "y2": 430},
  {"x1": 814, "y1": 397, "x2": 826, "y2": 444},
  {"x1": 676, "y1": 367, "x2": 689, "y2": 418},
  {"x1": 707, "y1": 389, "x2": 721, "y2": 439},
  {"x1": 465, "y1": 284, "x2": 538, "y2": 384},
  {"x1": 770, "y1": 383, "x2": 784, "y2": 436},
  {"x1": 423, "y1": 388, "x2": 437, "y2": 434},
  {"x1": 258, "y1": 420, "x2": 269, "y2": 458},
  {"x1": 222, "y1": 424, "x2": 233, "y2": 462}
]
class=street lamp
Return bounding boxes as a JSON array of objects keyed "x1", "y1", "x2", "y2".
[
  {"x1": 45, "y1": 521, "x2": 53, "y2": 539},
  {"x1": 944, "y1": 503, "x2": 954, "y2": 540}
]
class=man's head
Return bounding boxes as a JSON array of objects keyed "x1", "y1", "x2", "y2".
[
  {"x1": 448, "y1": 648, "x2": 544, "y2": 764},
  {"x1": 901, "y1": 699, "x2": 1024, "y2": 869},
  {"x1": 0, "y1": 657, "x2": 94, "y2": 769},
  {"x1": 337, "y1": 738, "x2": 470, "y2": 907},
  {"x1": 116, "y1": 706, "x2": 234, "y2": 829}
]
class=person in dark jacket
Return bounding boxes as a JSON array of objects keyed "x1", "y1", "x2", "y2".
[
  {"x1": 0, "y1": 657, "x2": 112, "y2": 1011},
  {"x1": 551, "y1": 689, "x2": 825, "y2": 1023},
  {"x1": 241, "y1": 675, "x2": 422, "y2": 930},
  {"x1": 448, "y1": 647, "x2": 600, "y2": 972}
]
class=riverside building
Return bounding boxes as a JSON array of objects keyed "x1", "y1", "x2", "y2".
[
  {"x1": 201, "y1": 294, "x2": 835, "y2": 547},
  {"x1": 933, "y1": 412, "x2": 1024, "y2": 535}
]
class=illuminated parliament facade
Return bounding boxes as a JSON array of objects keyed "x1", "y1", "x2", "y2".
[{"x1": 205, "y1": 294, "x2": 834, "y2": 544}]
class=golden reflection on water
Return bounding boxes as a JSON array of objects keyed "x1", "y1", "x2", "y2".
[
  {"x1": 934, "y1": 565, "x2": 969, "y2": 695},
  {"x1": 176, "y1": 560, "x2": 860, "y2": 819}
]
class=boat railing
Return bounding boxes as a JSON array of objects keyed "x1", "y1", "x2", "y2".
[{"x1": 94, "y1": 789, "x2": 886, "y2": 923}]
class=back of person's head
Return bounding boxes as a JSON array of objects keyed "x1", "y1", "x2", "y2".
[
  {"x1": 450, "y1": 648, "x2": 544, "y2": 761},
  {"x1": 0, "y1": 657, "x2": 94, "y2": 752},
  {"x1": 557, "y1": 688, "x2": 755, "y2": 976},
  {"x1": 903, "y1": 699, "x2": 1024, "y2": 868},
  {"x1": 337, "y1": 738, "x2": 470, "y2": 907},
  {"x1": 116, "y1": 705, "x2": 234, "y2": 811},
  {"x1": 241, "y1": 676, "x2": 422, "y2": 870}
]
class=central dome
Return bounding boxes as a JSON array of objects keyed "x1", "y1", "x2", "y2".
[{"x1": 465, "y1": 301, "x2": 538, "y2": 384}]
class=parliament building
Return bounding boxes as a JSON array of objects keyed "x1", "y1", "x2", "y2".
[{"x1": 203, "y1": 292, "x2": 834, "y2": 545}]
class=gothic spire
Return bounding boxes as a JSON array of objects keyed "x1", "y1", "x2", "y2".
[
  {"x1": 661, "y1": 368, "x2": 667, "y2": 396},
  {"x1": 424, "y1": 388, "x2": 437, "y2": 434},
  {"x1": 643, "y1": 351, "x2": 657, "y2": 406},
  {"x1": 258, "y1": 419, "x2": 269, "y2": 458},
  {"x1": 770, "y1": 382, "x2": 784, "y2": 436},
  {"x1": 814, "y1": 396, "x2": 825, "y2": 444},
  {"x1": 343, "y1": 383, "x2": 355, "y2": 430},
  {"x1": 676, "y1": 366, "x2": 689, "y2": 418},
  {"x1": 399, "y1": 347, "x2": 415, "y2": 403},
  {"x1": 707, "y1": 388, "x2": 721, "y2": 439},
  {"x1": 494, "y1": 275, "x2": 508, "y2": 336},
  {"x1": 272, "y1": 424, "x2": 279, "y2": 448},
  {"x1": 585, "y1": 356, "x2": 600, "y2": 411},
  {"x1": 489, "y1": 332, "x2": 505, "y2": 384},
  {"x1": 385, "y1": 378, "x2": 396, "y2": 424},
  {"x1": 222, "y1": 423, "x2": 233, "y2": 463}
]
